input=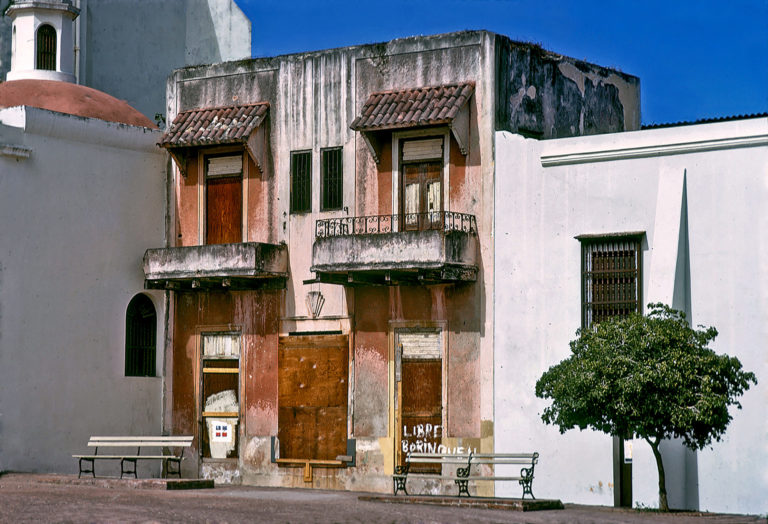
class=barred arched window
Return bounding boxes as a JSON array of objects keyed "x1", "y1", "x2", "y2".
[
  {"x1": 125, "y1": 294, "x2": 156, "y2": 377},
  {"x1": 36, "y1": 24, "x2": 56, "y2": 71}
]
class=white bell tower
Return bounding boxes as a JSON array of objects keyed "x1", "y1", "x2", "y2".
[{"x1": 6, "y1": 0, "x2": 79, "y2": 82}]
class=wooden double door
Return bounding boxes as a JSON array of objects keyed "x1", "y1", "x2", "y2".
[{"x1": 402, "y1": 161, "x2": 442, "y2": 230}]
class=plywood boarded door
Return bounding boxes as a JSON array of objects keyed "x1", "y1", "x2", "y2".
[{"x1": 278, "y1": 335, "x2": 348, "y2": 460}]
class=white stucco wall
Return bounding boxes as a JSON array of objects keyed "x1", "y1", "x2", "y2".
[
  {"x1": 76, "y1": 0, "x2": 251, "y2": 123},
  {"x1": 0, "y1": 107, "x2": 166, "y2": 474},
  {"x1": 494, "y1": 117, "x2": 768, "y2": 514}
]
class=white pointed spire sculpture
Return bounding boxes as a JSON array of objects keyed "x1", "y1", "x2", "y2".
[{"x1": 6, "y1": 0, "x2": 79, "y2": 82}]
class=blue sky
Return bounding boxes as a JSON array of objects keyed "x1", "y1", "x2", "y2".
[{"x1": 234, "y1": 0, "x2": 767, "y2": 126}]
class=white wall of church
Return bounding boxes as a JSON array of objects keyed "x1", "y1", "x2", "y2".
[
  {"x1": 0, "y1": 107, "x2": 167, "y2": 475},
  {"x1": 76, "y1": 0, "x2": 251, "y2": 123},
  {"x1": 494, "y1": 117, "x2": 768, "y2": 514},
  {"x1": 1, "y1": 0, "x2": 252, "y2": 123}
]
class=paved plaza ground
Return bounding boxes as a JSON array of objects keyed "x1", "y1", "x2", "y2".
[{"x1": 0, "y1": 473, "x2": 764, "y2": 523}]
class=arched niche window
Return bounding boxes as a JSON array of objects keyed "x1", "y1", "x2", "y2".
[
  {"x1": 36, "y1": 24, "x2": 56, "y2": 71},
  {"x1": 125, "y1": 294, "x2": 157, "y2": 377}
]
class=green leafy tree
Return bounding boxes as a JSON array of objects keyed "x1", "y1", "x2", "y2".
[{"x1": 535, "y1": 304, "x2": 756, "y2": 511}]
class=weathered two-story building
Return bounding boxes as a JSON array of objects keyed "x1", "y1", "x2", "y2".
[{"x1": 146, "y1": 30, "x2": 640, "y2": 491}]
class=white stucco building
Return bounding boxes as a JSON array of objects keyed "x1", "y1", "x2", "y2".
[
  {"x1": 494, "y1": 115, "x2": 768, "y2": 514},
  {"x1": 0, "y1": 0, "x2": 252, "y2": 123},
  {"x1": 0, "y1": 105, "x2": 166, "y2": 474},
  {"x1": 0, "y1": 0, "x2": 251, "y2": 475}
]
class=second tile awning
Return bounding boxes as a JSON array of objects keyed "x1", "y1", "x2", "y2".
[
  {"x1": 350, "y1": 82, "x2": 474, "y2": 162},
  {"x1": 158, "y1": 102, "x2": 269, "y2": 176}
]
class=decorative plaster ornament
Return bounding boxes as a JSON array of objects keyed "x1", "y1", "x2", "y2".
[{"x1": 305, "y1": 290, "x2": 325, "y2": 318}]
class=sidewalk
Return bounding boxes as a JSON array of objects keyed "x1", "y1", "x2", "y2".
[{"x1": 1, "y1": 473, "x2": 764, "y2": 523}]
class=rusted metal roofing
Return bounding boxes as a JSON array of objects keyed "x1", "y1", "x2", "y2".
[
  {"x1": 350, "y1": 82, "x2": 474, "y2": 131},
  {"x1": 159, "y1": 103, "x2": 269, "y2": 148}
]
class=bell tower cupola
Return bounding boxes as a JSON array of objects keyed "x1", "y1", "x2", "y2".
[{"x1": 6, "y1": 0, "x2": 79, "y2": 82}]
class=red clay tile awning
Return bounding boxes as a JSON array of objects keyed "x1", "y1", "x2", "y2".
[
  {"x1": 159, "y1": 103, "x2": 268, "y2": 147},
  {"x1": 158, "y1": 103, "x2": 269, "y2": 175},
  {"x1": 350, "y1": 83, "x2": 474, "y2": 162},
  {"x1": 350, "y1": 82, "x2": 474, "y2": 131}
]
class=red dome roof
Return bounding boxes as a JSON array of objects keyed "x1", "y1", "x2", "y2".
[{"x1": 0, "y1": 79, "x2": 156, "y2": 128}]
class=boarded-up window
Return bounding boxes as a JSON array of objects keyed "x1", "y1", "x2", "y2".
[
  {"x1": 402, "y1": 138, "x2": 443, "y2": 162},
  {"x1": 201, "y1": 333, "x2": 240, "y2": 459},
  {"x1": 580, "y1": 234, "x2": 643, "y2": 328},
  {"x1": 125, "y1": 294, "x2": 156, "y2": 377},
  {"x1": 278, "y1": 335, "x2": 348, "y2": 460},
  {"x1": 400, "y1": 331, "x2": 441, "y2": 359},
  {"x1": 206, "y1": 154, "x2": 243, "y2": 245},
  {"x1": 290, "y1": 151, "x2": 311, "y2": 213},
  {"x1": 36, "y1": 24, "x2": 56, "y2": 71}
]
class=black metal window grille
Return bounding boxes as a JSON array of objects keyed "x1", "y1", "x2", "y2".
[
  {"x1": 125, "y1": 294, "x2": 157, "y2": 377},
  {"x1": 581, "y1": 236, "x2": 642, "y2": 328},
  {"x1": 36, "y1": 24, "x2": 56, "y2": 71},
  {"x1": 321, "y1": 148, "x2": 343, "y2": 210},
  {"x1": 290, "y1": 151, "x2": 311, "y2": 213}
]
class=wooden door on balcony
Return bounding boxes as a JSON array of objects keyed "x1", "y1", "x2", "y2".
[
  {"x1": 206, "y1": 155, "x2": 242, "y2": 245},
  {"x1": 402, "y1": 162, "x2": 442, "y2": 231}
]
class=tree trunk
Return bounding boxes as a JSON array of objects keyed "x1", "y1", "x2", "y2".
[{"x1": 647, "y1": 438, "x2": 669, "y2": 511}]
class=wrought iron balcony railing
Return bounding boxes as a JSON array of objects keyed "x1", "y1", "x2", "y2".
[{"x1": 315, "y1": 211, "x2": 477, "y2": 238}]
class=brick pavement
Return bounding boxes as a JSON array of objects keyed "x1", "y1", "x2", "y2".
[{"x1": 0, "y1": 473, "x2": 764, "y2": 523}]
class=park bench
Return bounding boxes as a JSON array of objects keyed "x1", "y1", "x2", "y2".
[
  {"x1": 393, "y1": 451, "x2": 539, "y2": 498},
  {"x1": 72, "y1": 436, "x2": 193, "y2": 479}
]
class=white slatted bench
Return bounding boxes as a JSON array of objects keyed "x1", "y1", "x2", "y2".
[
  {"x1": 466, "y1": 452, "x2": 539, "y2": 499},
  {"x1": 393, "y1": 452, "x2": 472, "y2": 496},
  {"x1": 393, "y1": 451, "x2": 539, "y2": 498},
  {"x1": 72, "y1": 436, "x2": 193, "y2": 479}
]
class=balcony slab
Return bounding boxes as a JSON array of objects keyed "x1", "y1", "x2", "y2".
[
  {"x1": 311, "y1": 229, "x2": 477, "y2": 285},
  {"x1": 143, "y1": 242, "x2": 288, "y2": 290}
]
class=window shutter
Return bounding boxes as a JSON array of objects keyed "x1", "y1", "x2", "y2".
[
  {"x1": 402, "y1": 138, "x2": 443, "y2": 162},
  {"x1": 203, "y1": 334, "x2": 241, "y2": 357},
  {"x1": 400, "y1": 331, "x2": 441, "y2": 359},
  {"x1": 207, "y1": 155, "x2": 242, "y2": 177}
]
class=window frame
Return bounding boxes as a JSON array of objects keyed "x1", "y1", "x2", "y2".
[
  {"x1": 578, "y1": 233, "x2": 644, "y2": 328},
  {"x1": 36, "y1": 24, "x2": 56, "y2": 71},
  {"x1": 320, "y1": 147, "x2": 343, "y2": 211},
  {"x1": 391, "y1": 129, "x2": 451, "y2": 222},
  {"x1": 199, "y1": 331, "x2": 242, "y2": 460},
  {"x1": 290, "y1": 150, "x2": 312, "y2": 214},
  {"x1": 389, "y1": 320, "x2": 448, "y2": 472},
  {"x1": 124, "y1": 294, "x2": 157, "y2": 377}
]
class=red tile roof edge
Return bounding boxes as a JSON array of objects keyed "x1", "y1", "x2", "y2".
[{"x1": 350, "y1": 82, "x2": 475, "y2": 132}]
